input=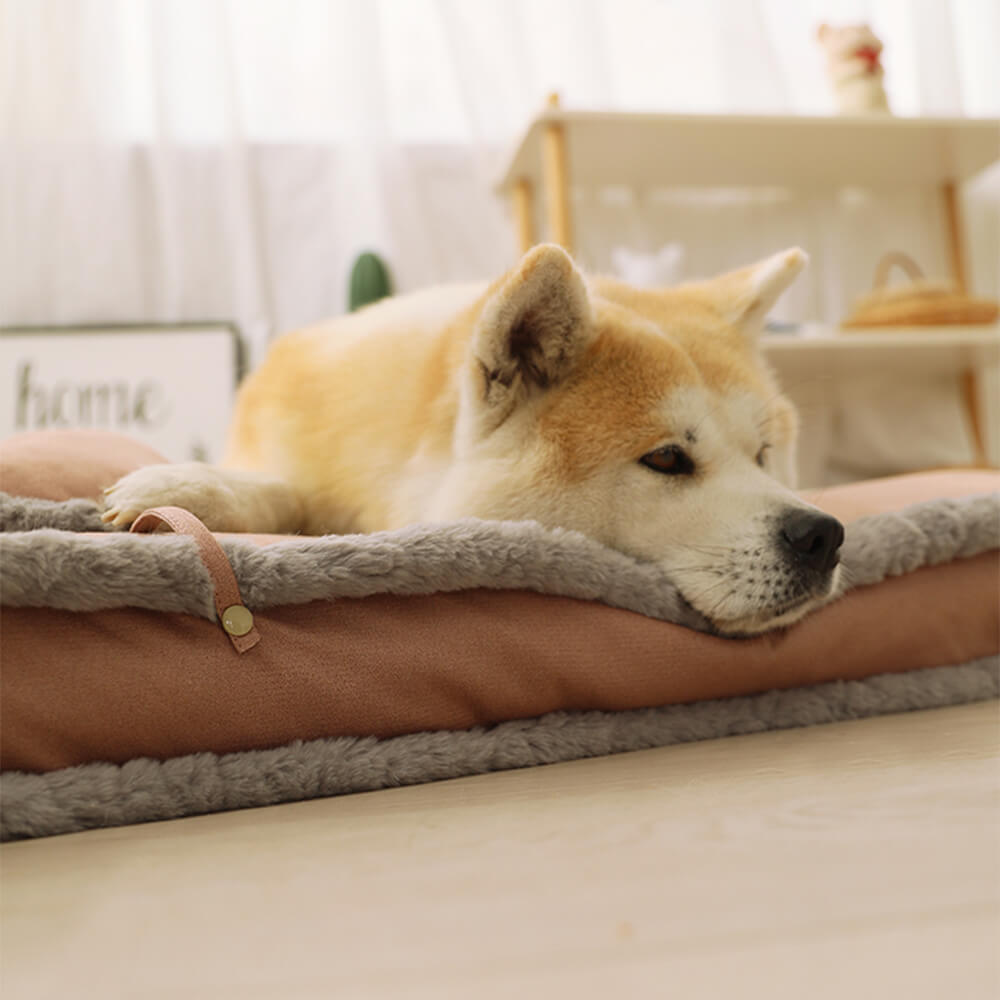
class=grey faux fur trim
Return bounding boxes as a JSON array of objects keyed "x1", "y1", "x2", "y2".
[
  {"x1": 2, "y1": 656, "x2": 996, "y2": 841},
  {"x1": 0, "y1": 494, "x2": 110, "y2": 533},
  {"x1": 1, "y1": 492, "x2": 997, "y2": 633}
]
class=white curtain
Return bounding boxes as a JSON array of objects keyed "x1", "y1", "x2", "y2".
[{"x1": 2, "y1": 0, "x2": 998, "y2": 366}]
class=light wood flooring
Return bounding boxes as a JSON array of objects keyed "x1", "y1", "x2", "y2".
[{"x1": 2, "y1": 701, "x2": 998, "y2": 998}]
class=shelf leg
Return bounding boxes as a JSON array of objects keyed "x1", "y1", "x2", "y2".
[
  {"x1": 511, "y1": 178, "x2": 536, "y2": 256},
  {"x1": 941, "y1": 181, "x2": 968, "y2": 294},
  {"x1": 541, "y1": 95, "x2": 573, "y2": 255},
  {"x1": 960, "y1": 368, "x2": 988, "y2": 466},
  {"x1": 943, "y1": 183, "x2": 988, "y2": 464}
]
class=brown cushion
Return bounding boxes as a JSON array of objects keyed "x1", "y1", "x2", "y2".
[
  {"x1": 0, "y1": 430, "x2": 166, "y2": 502},
  {"x1": 2, "y1": 549, "x2": 996, "y2": 773},
  {"x1": 0, "y1": 430, "x2": 997, "y2": 773},
  {"x1": 801, "y1": 470, "x2": 1000, "y2": 521}
]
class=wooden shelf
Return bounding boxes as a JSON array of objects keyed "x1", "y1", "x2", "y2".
[
  {"x1": 761, "y1": 324, "x2": 1000, "y2": 376},
  {"x1": 496, "y1": 107, "x2": 999, "y2": 469},
  {"x1": 498, "y1": 113, "x2": 1000, "y2": 193}
]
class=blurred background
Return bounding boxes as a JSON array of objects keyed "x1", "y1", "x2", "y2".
[{"x1": 1, "y1": 0, "x2": 998, "y2": 481}]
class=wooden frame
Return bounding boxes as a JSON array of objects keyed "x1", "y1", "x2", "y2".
[{"x1": 0, "y1": 322, "x2": 246, "y2": 463}]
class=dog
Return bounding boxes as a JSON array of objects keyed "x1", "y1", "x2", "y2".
[{"x1": 102, "y1": 245, "x2": 844, "y2": 636}]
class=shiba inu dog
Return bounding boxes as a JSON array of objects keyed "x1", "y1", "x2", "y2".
[{"x1": 103, "y1": 245, "x2": 844, "y2": 635}]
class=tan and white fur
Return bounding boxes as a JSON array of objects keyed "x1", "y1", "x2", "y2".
[{"x1": 103, "y1": 245, "x2": 844, "y2": 636}]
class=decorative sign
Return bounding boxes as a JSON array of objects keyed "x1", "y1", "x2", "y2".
[{"x1": 0, "y1": 324, "x2": 244, "y2": 462}]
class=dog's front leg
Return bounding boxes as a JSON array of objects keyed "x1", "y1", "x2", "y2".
[{"x1": 101, "y1": 463, "x2": 305, "y2": 534}]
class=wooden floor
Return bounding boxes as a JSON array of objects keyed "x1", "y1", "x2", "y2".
[{"x1": 2, "y1": 702, "x2": 998, "y2": 999}]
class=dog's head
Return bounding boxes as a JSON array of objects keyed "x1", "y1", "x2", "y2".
[{"x1": 439, "y1": 244, "x2": 843, "y2": 635}]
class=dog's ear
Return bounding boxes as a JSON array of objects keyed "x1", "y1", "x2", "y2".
[
  {"x1": 711, "y1": 247, "x2": 808, "y2": 338},
  {"x1": 469, "y1": 243, "x2": 593, "y2": 426}
]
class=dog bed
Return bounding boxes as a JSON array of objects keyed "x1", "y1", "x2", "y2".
[{"x1": 1, "y1": 430, "x2": 997, "y2": 841}]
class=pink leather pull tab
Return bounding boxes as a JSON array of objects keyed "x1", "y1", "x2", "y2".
[{"x1": 130, "y1": 506, "x2": 261, "y2": 653}]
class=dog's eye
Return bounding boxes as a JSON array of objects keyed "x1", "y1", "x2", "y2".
[
  {"x1": 640, "y1": 445, "x2": 695, "y2": 476},
  {"x1": 756, "y1": 444, "x2": 771, "y2": 468}
]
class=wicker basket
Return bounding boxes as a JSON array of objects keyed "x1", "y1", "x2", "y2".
[{"x1": 841, "y1": 252, "x2": 998, "y2": 329}]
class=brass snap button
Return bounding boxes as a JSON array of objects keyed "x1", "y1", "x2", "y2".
[{"x1": 221, "y1": 604, "x2": 254, "y2": 637}]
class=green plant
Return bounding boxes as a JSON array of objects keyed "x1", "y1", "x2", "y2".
[{"x1": 348, "y1": 252, "x2": 392, "y2": 312}]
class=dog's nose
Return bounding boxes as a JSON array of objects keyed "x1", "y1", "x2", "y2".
[{"x1": 779, "y1": 509, "x2": 844, "y2": 573}]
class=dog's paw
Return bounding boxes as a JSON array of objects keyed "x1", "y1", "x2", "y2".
[{"x1": 100, "y1": 463, "x2": 236, "y2": 530}]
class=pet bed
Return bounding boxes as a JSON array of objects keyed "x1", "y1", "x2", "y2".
[{"x1": 1, "y1": 430, "x2": 997, "y2": 841}]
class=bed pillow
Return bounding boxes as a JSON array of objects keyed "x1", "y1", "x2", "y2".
[
  {"x1": 1, "y1": 547, "x2": 995, "y2": 774},
  {"x1": 0, "y1": 429, "x2": 996, "y2": 774},
  {"x1": 0, "y1": 429, "x2": 166, "y2": 502},
  {"x1": 0, "y1": 429, "x2": 997, "y2": 840}
]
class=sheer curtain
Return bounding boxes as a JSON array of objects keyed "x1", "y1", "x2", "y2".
[{"x1": 2, "y1": 0, "x2": 998, "y2": 365}]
